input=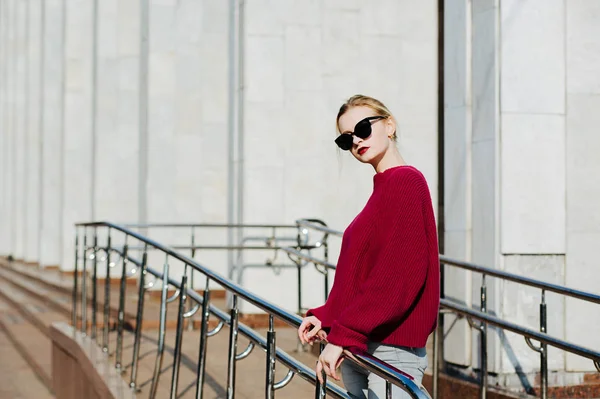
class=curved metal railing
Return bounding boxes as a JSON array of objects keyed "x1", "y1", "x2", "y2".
[
  {"x1": 72, "y1": 221, "x2": 432, "y2": 399},
  {"x1": 292, "y1": 218, "x2": 600, "y2": 399}
]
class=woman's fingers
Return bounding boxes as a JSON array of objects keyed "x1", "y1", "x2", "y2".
[
  {"x1": 297, "y1": 318, "x2": 313, "y2": 344},
  {"x1": 306, "y1": 322, "x2": 321, "y2": 339},
  {"x1": 316, "y1": 360, "x2": 324, "y2": 384},
  {"x1": 317, "y1": 330, "x2": 328, "y2": 342}
]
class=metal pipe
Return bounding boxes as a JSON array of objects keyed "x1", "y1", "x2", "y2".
[
  {"x1": 138, "y1": 0, "x2": 149, "y2": 226},
  {"x1": 81, "y1": 229, "x2": 88, "y2": 335},
  {"x1": 273, "y1": 370, "x2": 294, "y2": 390},
  {"x1": 37, "y1": 0, "x2": 46, "y2": 268},
  {"x1": 170, "y1": 272, "x2": 188, "y2": 399},
  {"x1": 386, "y1": 381, "x2": 392, "y2": 399},
  {"x1": 297, "y1": 261, "x2": 302, "y2": 315},
  {"x1": 540, "y1": 290, "x2": 547, "y2": 399},
  {"x1": 480, "y1": 276, "x2": 487, "y2": 399},
  {"x1": 236, "y1": 0, "x2": 245, "y2": 273},
  {"x1": 195, "y1": 280, "x2": 211, "y2": 399},
  {"x1": 437, "y1": 259, "x2": 445, "y2": 399},
  {"x1": 432, "y1": 316, "x2": 439, "y2": 399},
  {"x1": 72, "y1": 230, "x2": 79, "y2": 327},
  {"x1": 115, "y1": 243, "x2": 128, "y2": 371},
  {"x1": 314, "y1": 342, "x2": 327, "y2": 399},
  {"x1": 149, "y1": 258, "x2": 170, "y2": 399},
  {"x1": 235, "y1": 342, "x2": 255, "y2": 361},
  {"x1": 90, "y1": 0, "x2": 98, "y2": 219},
  {"x1": 188, "y1": 227, "x2": 196, "y2": 331},
  {"x1": 102, "y1": 232, "x2": 112, "y2": 352},
  {"x1": 129, "y1": 251, "x2": 147, "y2": 390},
  {"x1": 226, "y1": 0, "x2": 236, "y2": 290},
  {"x1": 207, "y1": 320, "x2": 225, "y2": 337},
  {"x1": 266, "y1": 315, "x2": 276, "y2": 399},
  {"x1": 227, "y1": 294, "x2": 240, "y2": 399},
  {"x1": 91, "y1": 230, "x2": 98, "y2": 339}
]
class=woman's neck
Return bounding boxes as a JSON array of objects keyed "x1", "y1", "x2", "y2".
[{"x1": 373, "y1": 147, "x2": 406, "y2": 173}]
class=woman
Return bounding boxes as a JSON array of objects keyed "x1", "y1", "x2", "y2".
[{"x1": 298, "y1": 95, "x2": 440, "y2": 398}]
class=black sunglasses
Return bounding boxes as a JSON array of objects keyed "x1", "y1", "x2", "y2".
[{"x1": 335, "y1": 116, "x2": 387, "y2": 151}]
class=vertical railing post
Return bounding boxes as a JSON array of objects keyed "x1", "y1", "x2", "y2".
[
  {"x1": 432, "y1": 315, "x2": 439, "y2": 399},
  {"x1": 115, "y1": 243, "x2": 128, "y2": 371},
  {"x1": 540, "y1": 290, "x2": 548, "y2": 399},
  {"x1": 265, "y1": 314, "x2": 276, "y2": 399},
  {"x1": 323, "y1": 239, "x2": 329, "y2": 301},
  {"x1": 297, "y1": 262, "x2": 303, "y2": 315},
  {"x1": 480, "y1": 275, "x2": 488, "y2": 399},
  {"x1": 385, "y1": 381, "x2": 392, "y2": 399},
  {"x1": 314, "y1": 342, "x2": 327, "y2": 399},
  {"x1": 91, "y1": 228, "x2": 98, "y2": 339},
  {"x1": 102, "y1": 230, "x2": 112, "y2": 352},
  {"x1": 72, "y1": 229, "x2": 79, "y2": 327},
  {"x1": 149, "y1": 257, "x2": 170, "y2": 399},
  {"x1": 81, "y1": 228, "x2": 88, "y2": 335},
  {"x1": 129, "y1": 250, "x2": 147, "y2": 390},
  {"x1": 434, "y1": 260, "x2": 445, "y2": 399},
  {"x1": 170, "y1": 268, "x2": 188, "y2": 399},
  {"x1": 188, "y1": 227, "x2": 196, "y2": 331},
  {"x1": 296, "y1": 226, "x2": 304, "y2": 317},
  {"x1": 227, "y1": 294, "x2": 240, "y2": 399},
  {"x1": 195, "y1": 279, "x2": 211, "y2": 399}
]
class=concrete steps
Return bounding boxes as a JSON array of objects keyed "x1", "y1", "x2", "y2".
[
  {"x1": 0, "y1": 257, "x2": 334, "y2": 398},
  {"x1": 0, "y1": 294, "x2": 56, "y2": 396},
  {"x1": 0, "y1": 327, "x2": 54, "y2": 399}
]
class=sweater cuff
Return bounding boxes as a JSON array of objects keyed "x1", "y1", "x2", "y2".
[
  {"x1": 326, "y1": 321, "x2": 368, "y2": 353},
  {"x1": 306, "y1": 305, "x2": 328, "y2": 327}
]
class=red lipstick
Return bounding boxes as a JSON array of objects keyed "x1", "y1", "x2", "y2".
[{"x1": 358, "y1": 147, "x2": 369, "y2": 156}]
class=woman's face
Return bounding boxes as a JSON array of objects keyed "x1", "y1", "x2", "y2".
[{"x1": 337, "y1": 106, "x2": 395, "y2": 164}]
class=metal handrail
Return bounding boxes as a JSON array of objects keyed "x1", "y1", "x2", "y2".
[
  {"x1": 73, "y1": 222, "x2": 431, "y2": 399},
  {"x1": 440, "y1": 299, "x2": 600, "y2": 362},
  {"x1": 123, "y1": 223, "x2": 298, "y2": 229},
  {"x1": 297, "y1": 218, "x2": 600, "y2": 304},
  {"x1": 295, "y1": 218, "x2": 600, "y2": 399},
  {"x1": 439, "y1": 255, "x2": 600, "y2": 305}
]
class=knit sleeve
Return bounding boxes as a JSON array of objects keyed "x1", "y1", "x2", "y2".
[
  {"x1": 306, "y1": 304, "x2": 331, "y2": 329},
  {"x1": 325, "y1": 169, "x2": 430, "y2": 352}
]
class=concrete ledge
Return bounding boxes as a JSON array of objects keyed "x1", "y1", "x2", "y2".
[{"x1": 50, "y1": 322, "x2": 135, "y2": 399}]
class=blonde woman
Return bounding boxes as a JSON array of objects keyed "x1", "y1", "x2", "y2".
[{"x1": 298, "y1": 95, "x2": 440, "y2": 398}]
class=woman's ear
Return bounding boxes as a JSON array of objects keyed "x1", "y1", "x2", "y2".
[{"x1": 386, "y1": 117, "x2": 396, "y2": 138}]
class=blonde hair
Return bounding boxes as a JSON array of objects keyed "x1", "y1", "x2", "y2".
[{"x1": 336, "y1": 94, "x2": 397, "y2": 140}]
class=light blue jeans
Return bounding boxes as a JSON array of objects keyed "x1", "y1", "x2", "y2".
[{"x1": 341, "y1": 342, "x2": 428, "y2": 399}]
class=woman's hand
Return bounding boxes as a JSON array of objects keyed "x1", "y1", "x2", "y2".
[
  {"x1": 316, "y1": 343, "x2": 344, "y2": 383},
  {"x1": 298, "y1": 316, "x2": 327, "y2": 344}
]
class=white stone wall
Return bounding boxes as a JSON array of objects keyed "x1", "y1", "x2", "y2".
[
  {"x1": 240, "y1": 0, "x2": 439, "y2": 313},
  {"x1": 0, "y1": 0, "x2": 11, "y2": 256},
  {"x1": 62, "y1": 0, "x2": 95, "y2": 270},
  {"x1": 25, "y1": 0, "x2": 43, "y2": 262},
  {"x1": 443, "y1": 0, "x2": 600, "y2": 378},
  {"x1": 40, "y1": 0, "x2": 65, "y2": 267},
  {"x1": 443, "y1": 0, "x2": 472, "y2": 366},
  {"x1": 13, "y1": 0, "x2": 27, "y2": 260},
  {"x1": 565, "y1": 0, "x2": 600, "y2": 372}
]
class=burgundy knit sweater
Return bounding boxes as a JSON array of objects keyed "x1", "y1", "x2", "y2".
[{"x1": 307, "y1": 165, "x2": 440, "y2": 353}]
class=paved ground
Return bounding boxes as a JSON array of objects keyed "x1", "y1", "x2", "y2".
[{"x1": 0, "y1": 329, "x2": 54, "y2": 399}]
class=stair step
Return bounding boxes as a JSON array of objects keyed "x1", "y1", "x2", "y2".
[
  {"x1": 0, "y1": 304, "x2": 54, "y2": 393},
  {"x1": 0, "y1": 258, "x2": 72, "y2": 294},
  {"x1": 0, "y1": 280, "x2": 68, "y2": 337},
  {"x1": 0, "y1": 328, "x2": 54, "y2": 399},
  {"x1": 0, "y1": 259, "x2": 279, "y2": 331},
  {"x1": 111, "y1": 325, "x2": 327, "y2": 398}
]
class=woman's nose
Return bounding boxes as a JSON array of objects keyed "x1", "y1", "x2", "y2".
[{"x1": 352, "y1": 134, "x2": 362, "y2": 145}]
